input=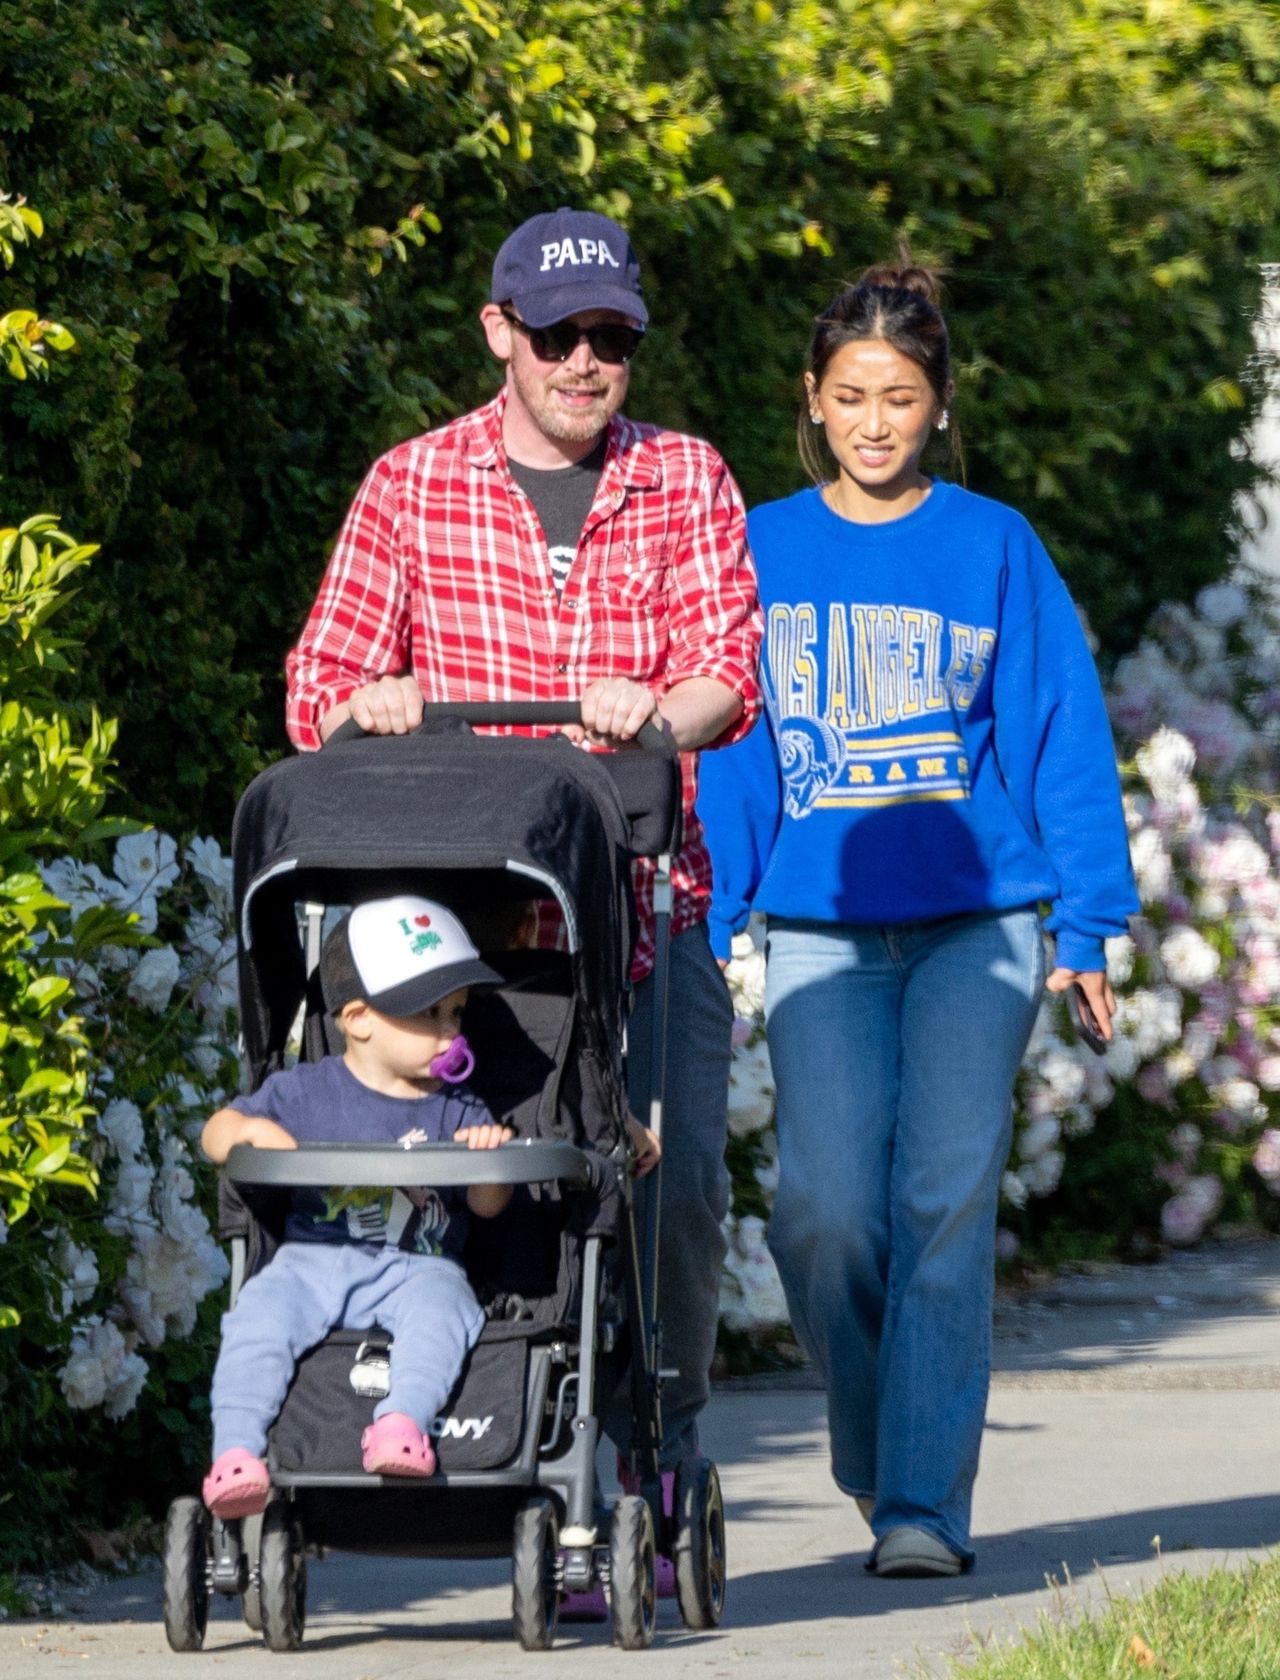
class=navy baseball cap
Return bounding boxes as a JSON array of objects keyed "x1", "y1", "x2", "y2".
[{"x1": 491, "y1": 207, "x2": 648, "y2": 329}]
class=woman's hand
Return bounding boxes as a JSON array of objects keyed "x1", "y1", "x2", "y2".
[{"x1": 1045, "y1": 966, "x2": 1116, "y2": 1041}]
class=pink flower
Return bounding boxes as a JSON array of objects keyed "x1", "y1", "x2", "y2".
[
  {"x1": 1136, "y1": 1063, "x2": 1174, "y2": 1107},
  {"x1": 1256, "y1": 1056, "x2": 1280, "y2": 1092},
  {"x1": 994, "y1": 1228, "x2": 1020, "y2": 1261},
  {"x1": 1254, "y1": 1129, "x2": 1280, "y2": 1185}
]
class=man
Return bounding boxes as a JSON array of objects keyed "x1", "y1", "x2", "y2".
[{"x1": 285, "y1": 205, "x2": 761, "y2": 1517}]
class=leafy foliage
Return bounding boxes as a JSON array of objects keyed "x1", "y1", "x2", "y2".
[
  {"x1": 2, "y1": 0, "x2": 1277, "y2": 836},
  {"x1": 0, "y1": 219, "x2": 130, "y2": 1332}
]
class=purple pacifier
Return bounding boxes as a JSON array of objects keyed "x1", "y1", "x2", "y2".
[{"x1": 429, "y1": 1034, "x2": 475, "y2": 1083}]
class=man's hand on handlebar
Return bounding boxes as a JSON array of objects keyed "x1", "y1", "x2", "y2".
[
  {"x1": 565, "y1": 678, "x2": 665, "y2": 749},
  {"x1": 320, "y1": 675, "x2": 424, "y2": 742}
]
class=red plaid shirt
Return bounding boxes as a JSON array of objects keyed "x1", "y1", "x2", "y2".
[{"x1": 285, "y1": 391, "x2": 762, "y2": 980}]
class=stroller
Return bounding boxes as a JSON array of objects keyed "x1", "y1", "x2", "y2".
[{"x1": 161, "y1": 704, "x2": 727, "y2": 1653}]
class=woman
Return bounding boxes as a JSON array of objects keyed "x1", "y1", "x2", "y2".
[{"x1": 699, "y1": 265, "x2": 1137, "y2": 1577}]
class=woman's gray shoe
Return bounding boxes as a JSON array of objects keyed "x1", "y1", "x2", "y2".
[{"x1": 872, "y1": 1526, "x2": 963, "y2": 1578}]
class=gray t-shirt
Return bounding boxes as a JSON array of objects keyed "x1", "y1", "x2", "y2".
[{"x1": 508, "y1": 438, "x2": 606, "y2": 593}]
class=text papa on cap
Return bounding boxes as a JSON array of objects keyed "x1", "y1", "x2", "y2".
[{"x1": 491, "y1": 206, "x2": 648, "y2": 331}]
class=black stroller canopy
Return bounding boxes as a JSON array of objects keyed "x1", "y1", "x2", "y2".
[{"x1": 232, "y1": 730, "x2": 677, "y2": 1078}]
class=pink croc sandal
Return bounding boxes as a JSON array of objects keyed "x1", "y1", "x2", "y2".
[
  {"x1": 203, "y1": 1448, "x2": 270, "y2": 1520},
  {"x1": 361, "y1": 1412, "x2": 437, "y2": 1478}
]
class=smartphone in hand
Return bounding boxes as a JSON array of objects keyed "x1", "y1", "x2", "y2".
[{"x1": 1066, "y1": 983, "x2": 1109, "y2": 1056}]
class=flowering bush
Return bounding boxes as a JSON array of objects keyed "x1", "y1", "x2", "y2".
[
  {"x1": 718, "y1": 575, "x2": 1280, "y2": 1341},
  {"x1": 0, "y1": 833, "x2": 237, "y2": 1565}
]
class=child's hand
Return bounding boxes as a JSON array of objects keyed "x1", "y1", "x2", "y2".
[
  {"x1": 626, "y1": 1116, "x2": 661, "y2": 1177},
  {"x1": 456, "y1": 1124, "x2": 515, "y2": 1151},
  {"x1": 245, "y1": 1119, "x2": 298, "y2": 1151}
]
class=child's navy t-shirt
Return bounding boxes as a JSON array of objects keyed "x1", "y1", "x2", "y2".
[{"x1": 226, "y1": 1056, "x2": 493, "y2": 1259}]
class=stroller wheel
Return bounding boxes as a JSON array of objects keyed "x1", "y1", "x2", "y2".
[
  {"x1": 609, "y1": 1494, "x2": 656, "y2": 1650},
  {"x1": 162, "y1": 1496, "x2": 211, "y2": 1652},
  {"x1": 673, "y1": 1458, "x2": 726, "y2": 1630},
  {"x1": 511, "y1": 1496, "x2": 560, "y2": 1650},
  {"x1": 258, "y1": 1501, "x2": 307, "y2": 1652},
  {"x1": 240, "y1": 1511, "x2": 264, "y2": 1632}
]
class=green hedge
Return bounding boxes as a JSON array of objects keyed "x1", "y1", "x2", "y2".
[{"x1": 3, "y1": 0, "x2": 1277, "y2": 837}]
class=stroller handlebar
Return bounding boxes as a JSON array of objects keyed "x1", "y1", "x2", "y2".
[
  {"x1": 326, "y1": 702, "x2": 671, "y2": 753},
  {"x1": 225, "y1": 1138, "x2": 597, "y2": 1190}
]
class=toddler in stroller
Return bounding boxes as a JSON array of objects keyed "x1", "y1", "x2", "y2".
[
  {"x1": 162, "y1": 713, "x2": 723, "y2": 1657},
  {"x1": 201, "y1": 893, "x2": 517, "y2": 1518}
]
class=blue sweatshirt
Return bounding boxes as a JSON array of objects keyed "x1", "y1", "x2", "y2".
[{"x1": 698, "y1": 482, "x2": 1137, "y2": 970}]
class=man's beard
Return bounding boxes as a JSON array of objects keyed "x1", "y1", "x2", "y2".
[{"x1": 512, "y1": 361, "x2": 622, "y2": 444}]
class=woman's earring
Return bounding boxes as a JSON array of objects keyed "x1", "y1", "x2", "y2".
[
  {"x1": 810, "y1": 412, "x2": 823, "y2": 426},
  {"x1": 937, "y1": 410, "x2": 950, "y2": 432}
]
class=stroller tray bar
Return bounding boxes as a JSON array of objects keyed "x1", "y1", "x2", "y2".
[{"x1": 225, "y1": 1138, "x2": 596, "y2": 1189}]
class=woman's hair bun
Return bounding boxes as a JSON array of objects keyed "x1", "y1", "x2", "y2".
[{"x1": 857, "y1": 262, "x2": 939, "y2": 304}]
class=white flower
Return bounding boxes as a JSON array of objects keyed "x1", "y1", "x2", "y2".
[
  {"x1": 1113, "y1": 986, "x2": 1183, "y2": 1060},
  {"x1": 1136, "y1": 728, "x2": 1197, "y2": 806},
  {"x1": 1195, "y1": 580, "x2": 1248, "y2": 629},
  {"x1": 1022, "y1": 1149, "x2": 1064, "y2": 1197},
  {"x1": 1159, "y1": 925, "x2": 1220, "y2": 989},
  {"x1": 105, "y1": 1158, "x2": 155, "y2": 1234},
  {"x1": 1208, "y1": 1077, "x2": 1262, "y2": 1119},
  {"x1": 1019, "y1": 1115, "x2": 1061, "y2": 1161},
  {"x1": 54, "y1": 1237, "x2": 100, "y2": 1320},
  {"x1": 58, "y1": 1318, "x2": 145, "y2": 1415},
  {"x1": 1062, "y1": 1104, "x2": 1096, "y2": 1139},
  {"x1": 189, "y1": 1037, "x2": 226, "y2": 1081},
  {"x1": 113, "y1": 831, "x2": 180, "y2": 896},
  {"x1": 185, "y1": 836, "x2": 233, "y2": 910},
  {"x1": 127, "y1": 945, "x2": 181, "y2": 1012},
  {"x1": 98, "y1": 1098, "x2": 145, "y2": 1160},
  {"x1": 720, "y1": 1216, "x2": 789, "y2": 1330},
  {"x1": 1039, "y1": 1046, "x2": 1088, "y2": 1110},
  {"x1": 1105, "y1": 935, "x2": 1136, "y2": 987},
  {"x1": 726, "y1": 1037, "x2": 775, "y2": 1138},
  {"x1": 104, "y1": 1349, "x2": 149, "y2": 1421},
  {"x1": 724, "y1": 948, "x2": 766, "y2": 1020},
  {"x1": 157, "y1": 1160, "x2": 207, "y2": 1246},
  {"x1": 1103, "y1": 1035, "x2": 1140, "y2": 1080},
  {"x1": 1183, "y1": 1019, "x2": 1220, "y2": 1067},
  {"x1": 1001, "y1": 1170, "x2": 1029, "y2": 1209},
  {"x1": 40, "y1": 857, "x2": 116, "y2": 921},
  {"x1": 1130, "y1": 827, "x2": 1173, "y2": 903},
  {"x1": 1163, "y1": 1048, "x2": 1197, "y2": 1087}
]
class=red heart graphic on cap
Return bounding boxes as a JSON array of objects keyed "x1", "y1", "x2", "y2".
[{"x1": 414, "y1": 914, "x2": 432, "y2": 928}]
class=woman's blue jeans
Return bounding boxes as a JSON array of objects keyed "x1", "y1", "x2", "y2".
[{"x1": 764, "y1": 907, "x2": 1044, "y2": 1562}]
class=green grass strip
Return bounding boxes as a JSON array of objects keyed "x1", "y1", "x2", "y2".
[{"x1": 935, "y1": 1553, "x2": 1280, "y2": 1679}]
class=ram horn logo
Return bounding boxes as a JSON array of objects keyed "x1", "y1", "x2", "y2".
[{"x1": 778, "y1": 716, "x2": 847, "y2": 818}]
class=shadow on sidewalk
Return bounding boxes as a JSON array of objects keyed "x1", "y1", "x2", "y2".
[{"x1": 718, "y1": 1492, "x2": 1280, "y2": 1627}]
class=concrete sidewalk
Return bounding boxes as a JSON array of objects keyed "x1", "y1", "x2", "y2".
[{"x1": 6, "y1": 1239, "x2": 1279, "y2": 1678}]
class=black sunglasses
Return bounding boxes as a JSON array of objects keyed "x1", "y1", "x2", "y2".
[{"x1": 500, "y1": 308, "x2": 644, "y2": 366}]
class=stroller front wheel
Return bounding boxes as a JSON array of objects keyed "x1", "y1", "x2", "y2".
[
  {"x1": 258, "y1": 1500, "x2": 307, "y2": 1652},
  {"x1": 609, "y1": 1495, "x2": 656, "y2": 1650},
  {"x1": 162, "y1": 1496, "x2": 211, "y2": 1653},
  {"x1": 512, "y1": 1496, "x2": 560, "y2": 1650}
]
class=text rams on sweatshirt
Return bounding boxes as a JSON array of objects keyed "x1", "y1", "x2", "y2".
[{"x1": 698, "y1": 482, "x2": 1138, "y2": 971}]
